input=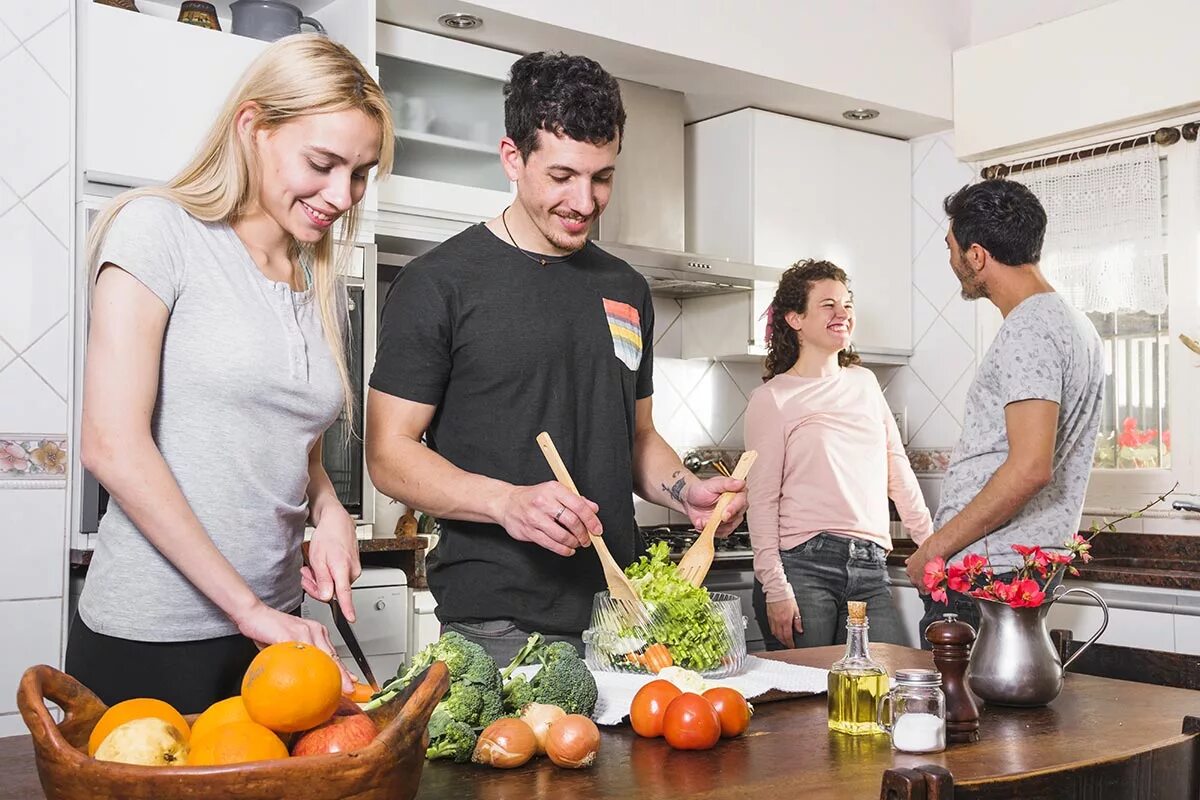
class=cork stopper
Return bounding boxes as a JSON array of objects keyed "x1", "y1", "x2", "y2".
[{"x1": 847, "y1": 601, "x2": 867, "y2": 624}]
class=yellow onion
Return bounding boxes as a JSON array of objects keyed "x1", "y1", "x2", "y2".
[
  {"x1": 545, "y1": 714, "x2": 600, "y2": 769},
  {"x1": 519, "y1": 703, "x2": 567, "y2": 755},
  {"x1": 472, "y1": 718, "x2": 537, "y2": 769}
]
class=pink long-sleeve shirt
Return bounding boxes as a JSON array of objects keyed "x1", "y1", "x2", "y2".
[{"x1": 744, "y1": 366, "x2": 933, "y2": 604}]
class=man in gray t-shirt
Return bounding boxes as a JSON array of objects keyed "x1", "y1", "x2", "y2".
[{"x1": 904, "y1": 180, "x2": 1104, "y2": 642}]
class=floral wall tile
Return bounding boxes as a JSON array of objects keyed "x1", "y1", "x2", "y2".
[
  {"x1": 908, "y1": 448, "x2": 953, "y2": 474},
  {"x1": 0, "y1": 438, "x2": 67, "y2": 476}
]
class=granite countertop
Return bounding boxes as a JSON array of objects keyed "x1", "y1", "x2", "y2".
[{"x1": 887, "y1": 532, "x2": 1200, "y2": 591}]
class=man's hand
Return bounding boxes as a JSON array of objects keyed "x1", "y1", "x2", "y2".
[
  {"x1": 766, "y1": 598, "x2": 804, "y2": 648},
  {"x1": 682, "y1": 476, "x2": 748, "y2": 537},
  {"x1": 499, "y1": 482, "x2": 602, "y2": 557},
  {"x1": 905, "y1": 539, "x2": 940, "y2": 593}
]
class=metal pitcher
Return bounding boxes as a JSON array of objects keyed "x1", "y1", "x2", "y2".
[{"x1": 967, "y1": 587, "x2": 1108, "y2": 707}]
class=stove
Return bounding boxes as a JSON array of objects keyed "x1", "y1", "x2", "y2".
[{"x1": 640, "y1": 524, "x2": 753, "y2": 562}]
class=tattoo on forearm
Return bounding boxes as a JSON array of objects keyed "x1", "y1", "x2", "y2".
[{"x1": 661, "y1": 472, "x2": 687, "y2": 504}]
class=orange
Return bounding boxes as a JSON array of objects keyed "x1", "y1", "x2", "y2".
[
  {"x1": 188, "y1": 720, "x2": 289, "y2": 766},
  {"x1": 88, "y1": 698, "x2": 190, "y2": 757},
  {"x1": 190, "y1": 696, "x2": 252, "y2": 744},
  {"x1": 241, "y1": 641, "x2": 342, "y2": 733}
]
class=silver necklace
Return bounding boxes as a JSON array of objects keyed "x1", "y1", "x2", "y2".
[{"x1": 501, "y1": 206, "x2": 580, "y2": 267}]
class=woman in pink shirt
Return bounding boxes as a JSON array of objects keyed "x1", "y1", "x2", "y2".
[{"x1": 745, "y1": 260, "x2": 932, "y2": 649}]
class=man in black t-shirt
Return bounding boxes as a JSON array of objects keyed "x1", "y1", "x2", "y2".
[{"x1": 366, "y1": 52, "x2": 748, "y2": 664}]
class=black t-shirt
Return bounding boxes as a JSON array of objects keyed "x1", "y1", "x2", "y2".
[{"x1": 370, "y1": 224, "x2": 654, "y2": 634}]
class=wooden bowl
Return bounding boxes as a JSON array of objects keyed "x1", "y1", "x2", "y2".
[{"x1": 18, "y1": 662, "x2": 448, "y2": 800}]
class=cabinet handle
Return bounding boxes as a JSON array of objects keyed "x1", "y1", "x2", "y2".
[{"x1": 375, "y1": 600, "x2": 387, "y2": 611}]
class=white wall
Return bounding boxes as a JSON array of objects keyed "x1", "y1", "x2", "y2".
[
  {"x1": 468, "y1": 0, "x2": 965, "y2": 121},
  {"x1": 954, "y1": 0, "x2": 1200, "y2": 159},
  {"x1": 0, "y1": 0, "x2": 72, "y2": 737},
  {"x1": 967, "y1": 0, "x2": 1118, "y2": 44}
]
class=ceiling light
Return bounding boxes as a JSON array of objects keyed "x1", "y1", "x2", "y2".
[
  {"x1": 438, "y1": 13, "x2": 483, "y2": 30},
  {"x1": 842, "y1": 108, "x2": 880, "y2": 121}
]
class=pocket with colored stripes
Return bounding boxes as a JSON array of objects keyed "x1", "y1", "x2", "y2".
[{"x1": 603, "y1": 298, "x2": 643, "y2": 371}]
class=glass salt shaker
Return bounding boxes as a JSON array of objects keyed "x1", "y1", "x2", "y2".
[{"x1": 877, "y1": 668, "x2": 946, "y2": 754}]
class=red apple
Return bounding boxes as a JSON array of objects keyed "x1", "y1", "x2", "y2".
[{"x1": 291, "y1": 699, "x2": 378, "y2": 757}]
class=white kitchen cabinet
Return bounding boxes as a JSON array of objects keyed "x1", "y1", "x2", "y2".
[
  {"x1": 410, "y1": 589, "x2": 441, "y2": 657},
  {"x1": 375, "y1": 24, "x2": 516, "y2": 226},
  {"x1": 685, "y1": 109, "x2": 912, "y2": 360},
  {"x1": 889, "y1": 583, "x2": 927, "y2": 649},
  {"x1": 82, "y1": 0, "x2": 374, "y2": 189},
  {"x1": 1045, "y1": 596, "x2": 1175, "y2": 653},
  {"x1": 1174, "y1": 613, "x2": 1200, "y2": 656},
  {"x1": 680, "y1": 279, "x2": 776, "y2": 361}
]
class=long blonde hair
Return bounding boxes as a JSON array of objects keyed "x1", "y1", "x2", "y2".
[{"x1": 86, "y1": 34, "x2": 394, "y2": 421}]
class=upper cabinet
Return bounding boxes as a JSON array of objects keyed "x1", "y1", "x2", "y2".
[
  {"x1": 685, "y1": 109, "x2": 913, "y2": 360},
  {"x1": 81, "y1": 0, "x2": 374, "y2": 190},
  {"x1": 374, "y1": 24, "x2": 516, "y2": 229}
]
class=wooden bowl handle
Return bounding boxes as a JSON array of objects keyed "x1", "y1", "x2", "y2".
[
  {"x1": 371, "y1": 661, "x2": 449, "y2": 755},
  {"x1": 18, "y1": 665, "x2": 106, "y2": 759}
]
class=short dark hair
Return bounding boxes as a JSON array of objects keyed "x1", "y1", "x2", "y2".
[
  {"x1": 943, "y1": 179, "x2": 1047, "y2": 266},
  {"x1": 503, "y1": 51, "x2": 626, "y2": 160}
]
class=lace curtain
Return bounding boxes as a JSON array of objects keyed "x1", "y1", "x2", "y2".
[{"x1": 1012, "y1": 146, "x2": 1167, "y2": 315}]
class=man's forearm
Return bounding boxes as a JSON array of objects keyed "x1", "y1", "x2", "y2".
[
  {"x1": 632, "y1": 427, "x2": 695, "y2": 513},
  {"x1": 924, "y1": 459, "x2": 1050, "y2": 560},
  {"x1": 367, "y1": 436, "x2": 512, "y2": 524}
]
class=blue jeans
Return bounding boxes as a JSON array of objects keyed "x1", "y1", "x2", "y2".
[{"x1": 752, "y1": 533, "x2": 906, "y2": 649}]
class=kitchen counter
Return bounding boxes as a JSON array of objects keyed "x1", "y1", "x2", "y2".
[
  {"x1": 888, "y1": 533, "x2": 1200, "y2": 592},
  {"x1": 3, "y1": 644, "x2": 1197, "y2": 799}
]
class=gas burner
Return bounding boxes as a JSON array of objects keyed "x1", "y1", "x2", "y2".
[{"x1": 640, "y1": 523, "x2": 752, "y2": 560}]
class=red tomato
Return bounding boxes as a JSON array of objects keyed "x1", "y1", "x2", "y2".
[
  {"x1": 661, "y1": 693, "x2": 721, "y2": 750},
  {"x1": 702, "y1": 687, "x2": 752, "y2": 738},
  {"x1": 629, "y1": 679, "x2": 682, "y2": 738}
]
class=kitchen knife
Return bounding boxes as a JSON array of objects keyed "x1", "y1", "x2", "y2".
[{"x1": 301, "y1": 541, "x2": 380, "y2": 692}]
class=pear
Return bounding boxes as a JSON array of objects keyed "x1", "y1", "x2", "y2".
[{"x1": 94, "y1": 717, "x2": 189, "y2": 766}]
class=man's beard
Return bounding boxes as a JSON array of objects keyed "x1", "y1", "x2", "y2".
[{"x1": 952, "y1": 256, "x2": 989, "y2": 300}]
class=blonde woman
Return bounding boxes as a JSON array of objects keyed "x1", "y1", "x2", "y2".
[{"x1": 66, "y1": 35, "x2": 394, "y2": 712}]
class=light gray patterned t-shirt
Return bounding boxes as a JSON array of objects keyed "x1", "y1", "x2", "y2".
[
  {"x1": 934, "y1": 292, "x2": 1104, "y2": 569},
  {"x1": 78, "y1": 197, "x2": 343, "y2": 641}
]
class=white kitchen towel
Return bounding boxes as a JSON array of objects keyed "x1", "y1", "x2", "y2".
[{"x1": 589, "y1": 656, "x2": 828, "y2": 726}]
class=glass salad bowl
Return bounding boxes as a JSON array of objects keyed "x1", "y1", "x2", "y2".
[{"x1": 581, "y1": 590, "x2": 748, "y2": 678}]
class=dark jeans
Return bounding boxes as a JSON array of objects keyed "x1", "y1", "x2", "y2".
[
  {"x1": 918, "y1": 570, "x2": 1063, "y2": 649},
  {"x1": 443, "y1": 619, "x2": 584, "y2": 666},
  {"x1": 752, "y1": 533, "x2": 906, "y2": 650}
]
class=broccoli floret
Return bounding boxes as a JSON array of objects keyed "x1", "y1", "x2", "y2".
[
  {"x1": 478, "y1": 689, "x2": 506, "y2": 727},
  {"x1": 435, "y1": 682, "x2": 484, "y2": 725},
  {"x1": 501, "y1": 640, "x2": 597, "y2": 717},
  {"x1": 366, "y1": 631, "x2": 501, "y2": 713},
  {"x1": 425, "y1": 719, "x2": 478, "y2": 763}
]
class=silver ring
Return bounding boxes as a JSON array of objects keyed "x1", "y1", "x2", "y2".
[{"x1": 554, "y1": 506, "x2": 567, "y2": 522}]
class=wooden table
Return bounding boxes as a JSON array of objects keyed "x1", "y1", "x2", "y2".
[{"x1": 2, "y1": 644, "x2": 1197, "y2": 800}]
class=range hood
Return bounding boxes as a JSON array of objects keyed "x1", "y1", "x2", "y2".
[
  {"x1": 592, "y1": 240, "x2": 757, "y2": 298},
  {"x1": 591, "y1": 79, "x2": 771, "y2": 298}
]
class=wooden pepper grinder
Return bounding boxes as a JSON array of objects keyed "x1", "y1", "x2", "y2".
[{"x1": 925, "y1": 612, "x2": 980, "y2": 743}]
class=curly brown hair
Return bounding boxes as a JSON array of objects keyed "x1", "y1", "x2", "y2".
[{"x1": 763, "y1": 259, "x2": 861, "y2": 379}]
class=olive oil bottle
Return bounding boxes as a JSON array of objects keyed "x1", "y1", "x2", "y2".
[{"x1": 828, "y1": 601, "x2": 889, "y2": 735}]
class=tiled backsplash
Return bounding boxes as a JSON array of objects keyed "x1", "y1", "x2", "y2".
[
  {"x1": 0, "y1": 0, "x2": 72, "y2": 736},
  {"x1": 639, "y1": 131, "x2": 980, "y2": 528}
]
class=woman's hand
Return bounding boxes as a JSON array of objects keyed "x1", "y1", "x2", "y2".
[
  {"x1": 766, "y1": 598, "x2": 804, "y2": 648},
  {"x1": 232, "y1": 602, "x2": 355, "y2": 692},
  {"x1": 303, "y1": 506, "x2": 362, "y2": 621}
]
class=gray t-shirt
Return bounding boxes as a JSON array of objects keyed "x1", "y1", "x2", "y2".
[
  {"x1": 934, "y1": 292, "x2": 1104, "y2": 569},
  {"x1": 78, "y1": 197, "x2": 343, "y2": 641}
]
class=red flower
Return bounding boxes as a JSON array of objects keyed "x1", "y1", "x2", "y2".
[
  {"x1": 1065, "y1": 533, "x2": 1093, "y2": 563},
  {"x1": 923, "y1": 556, "x2": 947, "y2": 593},
  {"x1": 1008, "y1": 578, "x2": 1047, "y2": 608},
  {"x1": 930, "y1": 586, "x2": 948, "y2": 604},
  {"x1": 947, "y1": 563, "x2": 972, "y2": 594},
  {"x1": 1012, "y1": 544, "x2": 1050, "y2": 577},
  {"x1": 1122, "y1": 417, "x2": 1137, "y2": 432},
  {"x1": 961, "y1": 554, "x2": 988, "y2": 576},
  {"x1": 1045, "y1": 551, "x2": 1074, "y2": 566}
]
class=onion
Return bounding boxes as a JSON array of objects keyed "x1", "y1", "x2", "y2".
[
  {"x1": 473, "y1": 718, "x2": 537, "y2": 769},
  {"x1": 519, "y1": 703, "x2": 567, "y2": 755},
  {"x1": 545, "y1": 714, "x2": 601, "y2": 769}
]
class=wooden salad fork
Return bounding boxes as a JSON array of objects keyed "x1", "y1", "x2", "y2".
[
  {"x1": 535, "y1": 432, "x2": 652, "y2": 627},
  {"x1": 677, "y1": 450, "x2": 758, "y2": 588}
]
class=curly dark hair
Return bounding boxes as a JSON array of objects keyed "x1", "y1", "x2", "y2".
[
  {"x1": 943, "y1": 179, "x2": 1047, "y2": 266},
  {"x1": 763, "y1": 259, "x2": 861, "y2": 379},
  {"x1": 504, "y1": 51, "x2": 626, "y2": 160}
]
